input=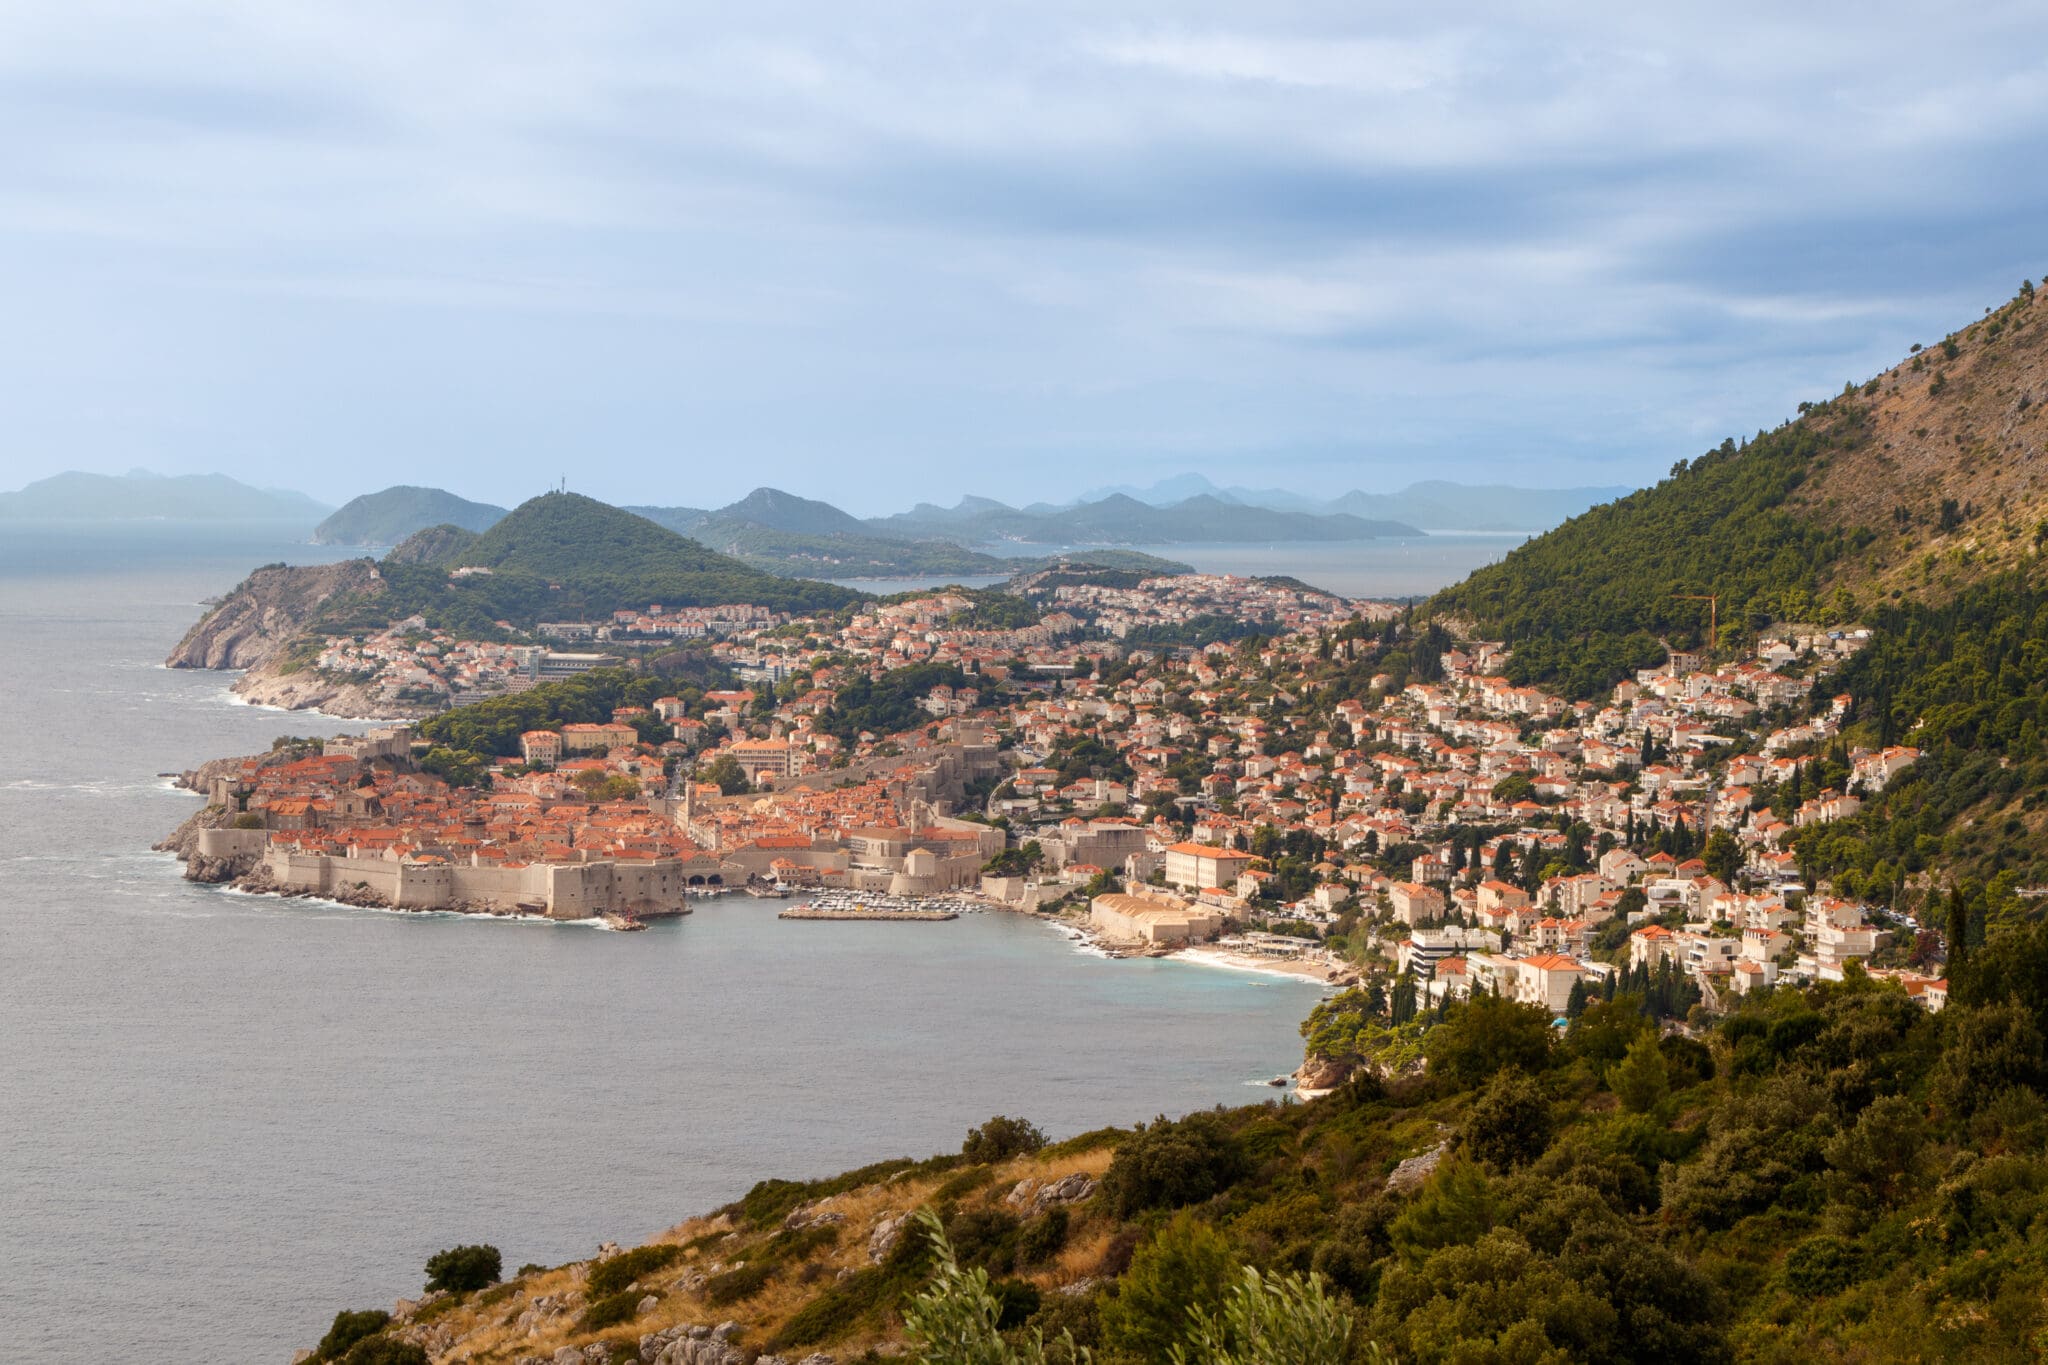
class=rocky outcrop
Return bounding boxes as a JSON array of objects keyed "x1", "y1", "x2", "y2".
[
  {"x1": 227, "y1": 656, "x2": 419, "y2": 719},
  {"x1": 1002, "y1": 1172, "x2": 1098, "y2": 1216},
  {"x1": 165, "y1": 558, "x2": 384, "y2": 671},
  {"x1": 1294, "y1": 1054, "x2": 1354, "y2": 1093},
  {"x1": 1385, "y1": 1140, "x2": 1448, "y2": 1194},
  {"x1": 154, "y1": 799, "x2": 239, "y2": 861}
]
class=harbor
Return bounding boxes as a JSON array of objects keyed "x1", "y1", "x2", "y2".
[{"x1": 777, "y1": 890, "x2": 988, "y2": 921}]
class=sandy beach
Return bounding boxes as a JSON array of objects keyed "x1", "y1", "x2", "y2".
[{"x1": 1169, "y1": 945, "x2": 1348, "y2": 984}]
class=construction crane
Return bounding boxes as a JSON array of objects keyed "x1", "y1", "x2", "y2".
[{"x1": 1675, "y1": 593, "x2": 1719, "y2": 651}]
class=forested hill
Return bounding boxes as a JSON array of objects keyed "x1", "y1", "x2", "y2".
[
  {"x1": 313, "y1": 486, "x2": 507, "y2": 546},
  {"x1": 1432, "y1": 280, "x2": 2048, "y2": 699}
]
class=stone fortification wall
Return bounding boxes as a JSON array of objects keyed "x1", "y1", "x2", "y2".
[{"x1": 258, "y1": 848, "x2": 693, "y2": 919}]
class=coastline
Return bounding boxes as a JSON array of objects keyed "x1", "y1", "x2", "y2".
[{"x1": 1169, "y1": 945, "x2": 1351, "y2": 985}]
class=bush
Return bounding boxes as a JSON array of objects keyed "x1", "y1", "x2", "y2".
[
  {"x1": 423, "y1": 1243, "x2": 500, "y2": 1294},
  {"x1": 703, "y1": 1261, "x2": 773, "y2": 1306},
  {"x1": 577, "y1": 1289, "x2": 644, "y2": 1332},
  {"x1": 313, "y1": 1309, "x2": 389, "y2": 1361},
  {"x1": 586, "y1": 1243, "x2": 683, "y2": 1298},
  {"x1": 963, "y1": 1115, "x2": 1048, "y2": 1164},
  {"x1": 1098, "y1": 1111, "x2": 1247, "y2": 1217},
  {"x1": 1424, "y1": 995, "x2": 1554, "y2": 1089},
  {"x1": 1015, "y1": 1209, "x2": 1069, "y2": 1267},
  {"x1": 1099, "y1": 1212, "x2": 1235, "y2": 1360},
  {"x1": 1461, "y1": 1070, "x2": 1553, "y2": 1169},
  {"x1": 340, "y1": 1340, "x2": 429, "y2": 1365},
  {"x1": 1782, "y1": 1234, "x2": 1861, "y2": 1297},
  {"x1": 1610, "y1": 1032, "x2": 1671, "y2": 1114}
]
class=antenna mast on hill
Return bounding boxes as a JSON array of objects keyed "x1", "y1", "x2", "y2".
[{"x1": 1674, "y1": 593, "x2": 1719, "y2": 652}]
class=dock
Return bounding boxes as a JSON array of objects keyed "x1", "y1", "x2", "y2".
[{"x1": 779, "y1": 907, "x2": 957, "y2": 921}]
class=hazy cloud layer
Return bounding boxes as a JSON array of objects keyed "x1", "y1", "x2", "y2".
[{"x1": 1, "y1": 2, "x2": 2042, "y2": 511}]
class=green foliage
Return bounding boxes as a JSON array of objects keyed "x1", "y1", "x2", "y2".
[
  {"x1": 723, "y1": 1157, "x2": 924, "y2": 1230},
  {"x1": 585, "y1": 1242, "x2": 683, "y2": 1299},
  {"x1": 821, "y1": 663, "x2": 969, "y2": 743},
  {"x1": 1796, "y1": 573, "x2": 2048, "y2": 895},
  {"x1": 1462, "y1": 1070, "x2": 1554, "y2": 1168},
  {"x1": 1431, "y1": 411, "x2": 1877, "y2": 696},
  {"x1": 1100, "y1": 1211, "x2": 1234, "y2": 1360},
  {"x1": 1423, "y1": 994, "x2": 1554, "y2": 1088},
  {"x1": 981, "y1": 842, "x2": 1045, "y2": 878},
  {"x1": 900, "y1": 1209, "x2": 1089, "y2": 1365},
  {"x1": 421, "y1": 1243, "x2": 499, "y2": 1294},
  {"x1": 447, "y1": 491, "x2": 860, "y2": 615},
  {"x1": 1171, "y1": 1266, "x2": 1358, "y2": 1365},
  {"x1": 1299, "y1": 990, "x2": 1427, "y2": 1073},
  {"x1": 417, "y1": 666, "x2": 733, "y2": 759},
  {"x1": 1608, "y1": 1032, "x2": 1670, "y2": 1114},
  {"x1": 339, "y1": 1340, "x2": 429, "y2": 1365},
  {"x1": 702, "y1": 1261, "x2": 774, "y2": 1306},
  {"x1": 577, "y1": 1289, "x2": 646, "y2": 1331},
  {"x1": 699, "y1": 753, "x2": 750, "y2": 795},
  {"x1": 313, "y1": 1309, "x2": 390, "y2": 1362},
  {"x1": 1098, "y1": 1111, "x2": 1247, "y2": 1217},
  {"x1": 963, "y1": 1115, "x2": 1048, "y2": 1164}
]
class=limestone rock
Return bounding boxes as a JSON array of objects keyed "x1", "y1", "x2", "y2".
[
  {"x1": 867, "y1": 1212, "x2": 909, "y2": 1263},
  {"x1": 653, "y1": 1337, "x2": 745, "y2": 1365},
  {"x1": 1027, "y1": 1173, "x2": 1097, "y2": 1215},
  {"x1": 782, "y1": 1200, "x2": 846, "y2": 1231},
  {"x1": 1295, "y1": 1054, "x2": 1354, "y2": 1092},
  {"x1": 1385, "y1": 1141, "x2": 1448, "y2": 1193}
]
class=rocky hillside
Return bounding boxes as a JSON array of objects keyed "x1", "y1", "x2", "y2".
[{"x1": 166, "y1": 559, "x2": 385, "y2": 671}]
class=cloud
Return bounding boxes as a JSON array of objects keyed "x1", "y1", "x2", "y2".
[{"x1": 0, "y1": 2, "x2": 2041, "y2": 510}]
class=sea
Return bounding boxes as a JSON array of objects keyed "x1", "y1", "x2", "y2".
[{"x1": 0, "y1": 523, "x2": 1514, "y2": 1363}]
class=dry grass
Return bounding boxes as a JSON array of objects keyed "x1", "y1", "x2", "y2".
[{"x1": 407, "y1": 1144, "x2": 1120, "y2": 1362}]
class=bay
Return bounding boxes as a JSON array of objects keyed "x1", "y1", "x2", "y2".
[{"x1": 0, "y1": 524, "x2": 1330, "y2": 1363}]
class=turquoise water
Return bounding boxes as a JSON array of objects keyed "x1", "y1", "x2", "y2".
[{"x1": 0, "y1": 525, "x2": 1324, "y2": 1362}]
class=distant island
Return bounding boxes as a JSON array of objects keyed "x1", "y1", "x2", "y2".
[
  {"x1": 0, "y1": 469, "x2": 331, "y2": 523},
  {"x1": 313, "y1": 486, "x2": 507, "y2": 546}
]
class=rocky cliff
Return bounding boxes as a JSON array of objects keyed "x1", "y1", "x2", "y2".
[{"x1": 166, "y1": 559, "x2": 384, "y2": 671}]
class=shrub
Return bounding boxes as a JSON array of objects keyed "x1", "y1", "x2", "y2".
[
  {"x1": 313, "y1": 1309, "x2": 389, "y2": 1361},
  {"x1": 773, "y1": 1268, "x2": 890, "y2": 1349},
  {"x1": 1424, "y1": 995, "x2": 1554, "y2": 1088},
  {"x1": 1099, "y1": 1212, "x2": 1234, "y2": 1360},
  {"x1": 577, "y1": 1289, "x2": 644, "y2": 1332},
  {"x1": 586, "y1": 1243, "x2": 683, "y2": 1299},
  {"x1": 423, "y1": 1244, "x2": 500, "y2": 1294},
  {"x1": 1177, "y1": 1266, "x2": 1356, "y2": 1365},
  {"x1": 1462, "y1": 1070, "x2": 1553, "y2": 1169},
  {"x1": 703, "y1": 1261, "x2": 773, "y2": 1306},
  {"x1": 340, "y1": 1340, "x2": 429, "y2": 1365},
  {"x1": 1014, "y1": 1209, "x2": 1069, "y2": 1267},
  {"x1": 1782, "y1": 1234, "x2": 1861, "y2": 1297},
  {"x1": 1098, "y1": 1111, "x2": 1246, "y2": 1217},
  {"x1": 934, "y1": 1165, "x2": 997, "y2": 1204},
  {"x1": 1609, "y1": 1032, "x2": 1671, "y2": 1114},
  {"x1": 963, "y1": 1115, "x2": 1047, "y2": 1164},
  {"x1": 1038, "y1": 1126, "x2": 1128, "y2": 1161}
]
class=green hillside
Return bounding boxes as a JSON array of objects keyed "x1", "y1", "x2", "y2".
[
  {"x1": 299, "y1": 942, "x2": 2048, "y2": 1362},
  {"x1": 1432, "y1": 281, "x2": 2048, "y2": 699},
  {"x1": 1429, "y1": 412, "x2": 1875, "y2": 697},
  {"x1": 308, "y1": 492, "x2": 860, "y2": 636}
]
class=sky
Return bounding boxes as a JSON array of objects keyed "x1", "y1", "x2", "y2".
[{"x1": 1, "y1": 2, "x2": 2044, "y2": 516}]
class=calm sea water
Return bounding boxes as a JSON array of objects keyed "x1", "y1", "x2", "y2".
[
  {"x1": 980, "y1": 535, "x2": 1524, "y2": 599},
  {"x1": 0, "y1": 524, "x2": 1402, "y2": 1363}
]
